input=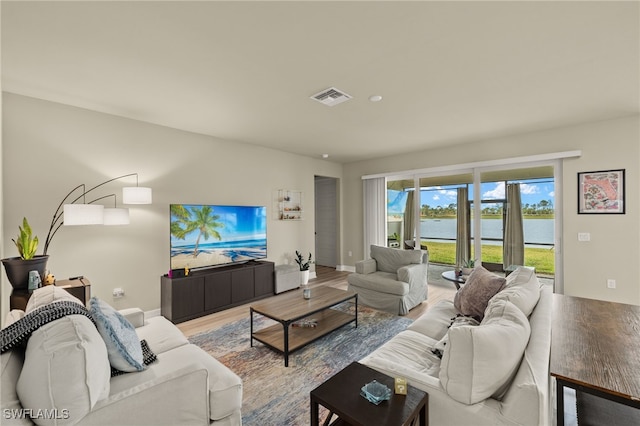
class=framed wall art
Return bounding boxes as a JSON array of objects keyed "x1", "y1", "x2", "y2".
[{"x1": 578, "y1": 169, "x2": 625, "y2": 214}]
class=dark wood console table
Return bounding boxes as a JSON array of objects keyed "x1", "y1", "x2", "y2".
[
  {"x1": 550, "y1": 294, "x2": 640, "y2": 425},
  {"x1": 161, "y1": 260, "x2": 274, "y2": 323}
]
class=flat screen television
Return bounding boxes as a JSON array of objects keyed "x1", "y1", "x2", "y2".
[{"x1": 170, "y1": 204, "x2": 267, "y2": 270}]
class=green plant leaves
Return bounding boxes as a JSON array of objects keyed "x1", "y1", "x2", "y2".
[{"x1": 12, "y1": 217, "x2": 38, "y2": 260}]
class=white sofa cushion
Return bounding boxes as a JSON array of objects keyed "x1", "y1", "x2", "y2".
[
  {"x1": 3, "y1": 309, "x2": 25, "y2": 328},
  {"x1": 17, "y1": 315, "x2": 111, "y2": 425},
  {"x1": 361, "y1": 330, "x2": 442, "y2": 378},
  {"x1": 89, "y1": 297, "x2": 145, "y2": 373},
  {"x1": 164, "y1": 344, "x2": 243, "y2": 421},
  {"x1": 433, "y1": 315, "x2": 480, "y2": 355},
  {"x1": 134, "y1": 316, "x2": 190, "y2": 355},
  {"x1": 347, "y1": 271, "x2": 409, "y2": 295},
  {"x1": 1, "y1": 349, "x2": 31, "y2": 426},
  {"x1": 439, "y1": 299, "x2": 531, "y2": 405},
  {"x1": 25, "y1": 285, "x2": 83, "y2": 313},
  {"x1": 491, "y1": 266, "x2": 541, "y2": 317},
  {"x1": 407, "y1": 299, "x2": 458, "y2": 341}
]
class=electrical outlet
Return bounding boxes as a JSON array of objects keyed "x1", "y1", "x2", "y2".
[
  {"x1": 113, "y1": 288, "x2": 125, "y2": 298},
  {"x1": 607, "y1": 279, "x2": 616, "y2": 289},
  {"x1": 348, "y1": 251, "x2": 353, "y2": 257},
  {"x1": 578, "y1": 232, "x2": 591, "y2": 242}
]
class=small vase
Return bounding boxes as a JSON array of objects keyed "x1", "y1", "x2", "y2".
[
  {"x1": 300, "y1": 269, "x2": 310, "y2": 285},
  {"x1": 302, "y1": 284, "x2": 311, "y2": 299}
]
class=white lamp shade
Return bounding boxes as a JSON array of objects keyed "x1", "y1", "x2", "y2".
[
  {"x1": 123, "y1": 187, "x2": 152, "y2": 204},
  {"x1": 64, "y1": 204, "x2": 104, "y2": 226},
  {"x1": 103, "y1": 208, "x2": 130, "y2": 225}
]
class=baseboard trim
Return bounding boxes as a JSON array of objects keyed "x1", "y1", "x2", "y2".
[{"x1": 146, "y1": 308, "x2": 161, "y2": 319}]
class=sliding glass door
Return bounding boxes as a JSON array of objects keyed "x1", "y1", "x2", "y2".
[{"x1": 384, "y1": 165, "x2": 556, "y2": 277}]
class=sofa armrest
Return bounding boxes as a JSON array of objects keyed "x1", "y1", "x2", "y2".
[
  {"x1": 118, "y1": 308, "x2": 145, "y2": 328},
  {"x1": 361, "y1": 356, "x2": 504, "y2": 426},
  {"x1": 355, "y1": 259, "x2": 377, "y2": 275},
  {"x1": 397, "y1": 263, "x2": 428, "y2": 285},
  {"x1": 80, "y1": 361, "x2": 210, "y2": 426}
]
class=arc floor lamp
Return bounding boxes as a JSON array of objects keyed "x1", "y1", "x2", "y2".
[{"x1": 43, "y1": 173, "x2": 152, "y2": 255}]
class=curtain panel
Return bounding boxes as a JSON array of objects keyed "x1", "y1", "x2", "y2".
[
  {"x1": 503, "y1": 183, "x2": 525, "y2": 268},
  {"x1": 363, "y1": 177, "x2": 386, "y2": 258},
  {"x1": 455, "y1": 187, "x2": 471, "y2": 266},
  {"x1": 403, "y1": 190, "x2": 415, "y2": 247}
]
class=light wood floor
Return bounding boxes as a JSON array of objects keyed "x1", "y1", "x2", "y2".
[{"x1": 177, "y1": 265, "x2": 457, "y2": 338}]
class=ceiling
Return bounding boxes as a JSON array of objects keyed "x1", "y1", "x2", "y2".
[{"x1": 2, "y1": 1, "x2": 639, "y2": 164}]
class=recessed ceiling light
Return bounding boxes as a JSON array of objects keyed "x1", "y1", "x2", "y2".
[
  {"x1": 369, "y1": 95, "x2": 383, "y2": 102},
  {"x1": 322, "y1": 154, "x2": 329, "y2": 159}
]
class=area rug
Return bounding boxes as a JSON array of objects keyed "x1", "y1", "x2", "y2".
[{"x1": 188, "y1": 305, "x2": 412, "y2": 425}]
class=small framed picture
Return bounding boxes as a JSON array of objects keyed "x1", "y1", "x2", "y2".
[{"x1": 578, "y1": 169, "x2": 625, "y2": 214}]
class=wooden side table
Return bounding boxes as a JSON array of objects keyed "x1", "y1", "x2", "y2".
[
  {"x1": 310, "y1": 361, "x2": 428, "y2": 426},
  {"x1": 9, "y1": 278, "x2": 91, "y2": 310}
]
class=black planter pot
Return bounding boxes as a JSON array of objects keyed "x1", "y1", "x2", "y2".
[{"x1": 1, "y1": 255, "x2": 49, "y2": 290}]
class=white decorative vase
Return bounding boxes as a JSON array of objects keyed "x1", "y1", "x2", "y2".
[{"x1": 300, "y1": 269, "x2": 310, "y2": 285}]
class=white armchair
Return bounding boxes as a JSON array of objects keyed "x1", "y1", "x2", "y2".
[{"x1": 347, "y1": 245, "x2": 428, "y2": 315}]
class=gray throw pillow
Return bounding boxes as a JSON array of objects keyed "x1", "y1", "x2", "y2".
[{"x1": 453, "y1": 266, "x2": 506, "y2": 321}]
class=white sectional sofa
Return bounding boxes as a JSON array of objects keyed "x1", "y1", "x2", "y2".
[
  {"x1": 1, "y1": 286, "x2": 242, "y2": 426},
  {"x1": 360, "y1": 266, "x2": 552, "y2": 426}
]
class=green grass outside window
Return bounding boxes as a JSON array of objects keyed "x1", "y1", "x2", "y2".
[{"x1": 421, "y1": 241, "x2": 555, "y2": 275}]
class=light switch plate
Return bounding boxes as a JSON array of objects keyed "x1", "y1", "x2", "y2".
[{"x1": 578, "y1": 232, "x2": 590, "y2": 242}]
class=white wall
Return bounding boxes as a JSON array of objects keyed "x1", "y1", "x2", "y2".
[
  {"x1": 342, "y1": 115, "x2": 640, "y2": 305},
  {"x1": 1, "y1": 93, "x2": 343, "y2": 317}
]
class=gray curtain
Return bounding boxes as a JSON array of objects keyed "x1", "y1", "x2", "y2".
[
  {"x1": 403, "y1": 190, "x2": 414, "y2": 247},
  {"x1": 503, "y1": 183, "x2": 525, "y2": 268},
  {"x1": 455, "y1": 187, "x2": 470, "y2": 266},
  {"x1": 363, "y1": 177, "x2": 386, "y2": 258}
]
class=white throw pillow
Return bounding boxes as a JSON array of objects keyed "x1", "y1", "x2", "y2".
[
  {"x1": 89, "y1": 297, "x2": 144, "y2": 372},
  {"x1": 17, "y1": 315, "x2": 111, "y2": 425},
  {"x1": 439, "y1": 299, "x2": 531, "y2": 405},
  {"x1": 3, "y1": 309, "x2": 25, "y2": 329},
  {"x1": 25, "y1": 285, "x2": 83, "y2": 313},
  {"x1": 491, "y1": 267, "x2": 540, "y2": 317},
  {"x1": 433, "y1": 315, "x2": 480, "y2": 356}
]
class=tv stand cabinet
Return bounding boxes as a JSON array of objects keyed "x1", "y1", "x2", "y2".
[{"x1": 161, "y1": 260, "x2": 274, "y2": 323}]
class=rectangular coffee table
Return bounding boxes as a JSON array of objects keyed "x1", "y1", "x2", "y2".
[
  {"x1": 250, "y1": 286, "x2": 357, "y2": 367},
  {"x1": 310, "y1": 361, "x2": 428, "y2": 426}
]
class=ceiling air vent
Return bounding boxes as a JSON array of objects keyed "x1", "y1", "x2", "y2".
[{"x1": 310, "y1": 87, "x2": 352, "y2": 107}]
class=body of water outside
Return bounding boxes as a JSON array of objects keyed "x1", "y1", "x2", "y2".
[{"x1": 421, "y1": 218, "x2": 554, "y2": 247}]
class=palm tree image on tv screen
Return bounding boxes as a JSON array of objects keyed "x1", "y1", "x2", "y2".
[{"x1": 170, "y1": 204, "x2": 267, "y2": 270}]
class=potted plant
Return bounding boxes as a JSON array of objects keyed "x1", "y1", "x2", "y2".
[
  {"x1": 1, "y1": 217, "x2": 49, "y2": 289},
  {"x1": 460, "y1": 259, "x2": 476, "y2": 276},
  {"x1": 295, "y1": 250, "x2": 313, "y2": 285}
]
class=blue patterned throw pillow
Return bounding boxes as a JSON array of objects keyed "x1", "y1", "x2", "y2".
[{"x1": 89, "y1": 297, "x2": 145, "y2": 372}]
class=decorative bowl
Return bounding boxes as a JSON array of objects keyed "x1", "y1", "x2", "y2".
[{"x1": 360, "y1": 380, "x2": 392, "y2": 405}]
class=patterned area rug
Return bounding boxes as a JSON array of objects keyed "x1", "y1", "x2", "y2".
[{"x1": 188, "y1": 304, "x2": 412, "y2": 425}]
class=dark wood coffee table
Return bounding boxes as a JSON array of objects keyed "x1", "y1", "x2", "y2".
[
  {"x1": 310, "y1": 361, "x2": 428, "y2": 426},
  {"x1": 250, "y1": 286, "x2": 357, "y2": 367}
]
